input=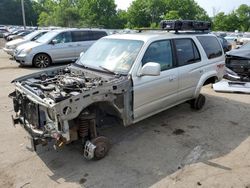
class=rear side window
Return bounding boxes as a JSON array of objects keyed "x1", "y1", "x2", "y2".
[
  {"x1": 197, "y1": 36, "x2": 223, "y2": 59},
  {"x1": 174, "y1": 38, "x2": 201, "y2": 66},
  {"x1": 72, "y1": 31, "x2": 91, "y2": 42},
  {"x1": 91, "y1": 31, "x2": 107, "y2": 40}
]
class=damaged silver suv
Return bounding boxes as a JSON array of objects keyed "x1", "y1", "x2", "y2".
[{"x1": 9, "y1": 20, "x2": 225, "y2": 160}]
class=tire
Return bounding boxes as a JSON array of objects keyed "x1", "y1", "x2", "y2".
[
  {"x1": 190, "y1": 94, "x2": 206, "y2": 110},
  {"x1": 33, "y1": 54, "x2": 51, "y2": 68}
]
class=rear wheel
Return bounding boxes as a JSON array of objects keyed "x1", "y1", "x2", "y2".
[
  {"x1": 190, "y1": 94, "x2": 206, "y2": 110},
  {"x1": 33, "y1": 54, "x2": 51, "y2": 68}
]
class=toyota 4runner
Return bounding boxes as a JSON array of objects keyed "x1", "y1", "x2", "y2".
[{"x1": 9, "y1": 20, "x2": 225, "y2": 160}]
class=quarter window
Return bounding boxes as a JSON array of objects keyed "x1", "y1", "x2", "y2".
[
  {"x1": 91, "y1": 31, "x2": 107, "y2": 40},
  {"x1": 174, "y1": 39, "x2": 201, "y2": 66},
  {"x1": 142, "y1": 40, "x2": 173, "y2": 71},
  {"x1": 197, "y1": 36, "x2": 223, "y2": 59}
]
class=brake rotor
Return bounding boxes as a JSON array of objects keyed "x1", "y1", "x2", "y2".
[{"x1": 91, "y1": 136, "x2": 111, "y2": 160}]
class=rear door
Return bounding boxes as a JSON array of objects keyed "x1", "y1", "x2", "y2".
[
  {"x1": 73, "y1": 31, "x2": 108, "y2": 57},
  {"x1": 133, "y1": 40, "x2": 179, "y2": 120},
  {"x1": 49, "y1": 31, "x2": 75, "y2": 62},
  {"x1": 173, "y1": 38, "x2": 203, "y2": 101},
  {"x1": 72, "y1": 31, "x2": 94, "y2": 57}
]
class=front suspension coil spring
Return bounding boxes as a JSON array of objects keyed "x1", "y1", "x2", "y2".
[{"x1": 78, "y1": 117, "x2": 89, "y2": 138}]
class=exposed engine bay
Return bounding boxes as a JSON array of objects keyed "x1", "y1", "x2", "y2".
[
  {"x1": 20, "y1": 67, "x2": 113, "y2": 103},
  {"x1": 10, "y1": 65, "x2": 133, "y2": 159}
]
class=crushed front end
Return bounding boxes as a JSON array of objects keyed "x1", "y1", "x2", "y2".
[{"x1": 9, "y1": 65, "x2": 132, "y2": 159}]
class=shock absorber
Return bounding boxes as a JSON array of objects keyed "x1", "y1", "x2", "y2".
[
  {"x1": 78, "y1": 112, "x2": 97, "y2": 139},
  {"x1": 78, "y1": 111, "x2": 110, "y2": 160}
]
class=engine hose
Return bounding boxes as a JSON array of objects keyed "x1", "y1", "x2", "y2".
[{"x1": 25, "y1": 82, "x2": 55, "y2": 91}]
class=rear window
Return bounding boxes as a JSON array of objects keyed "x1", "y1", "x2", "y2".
[
  {"x1": 197, "y1": 36, "x2": 223, "y2": 59},
  {"x1": 91, "y1": 31, "x2": 107, "y2": 40},
  {"x1": 72, "y1": 31, "x2": 90, "y2": 42}
]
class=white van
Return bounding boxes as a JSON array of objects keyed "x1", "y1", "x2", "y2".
[{"x1": 14, "y1": 29, "x2": 108, "y2": 68}]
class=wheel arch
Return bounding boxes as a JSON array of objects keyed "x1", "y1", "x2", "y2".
[
  {"x1": 194, "y1": 73, "x2": 219, "y2": 98},
  {"x1": 32, "y1": 52, "x2": 52, "y2": 67},
  {"x1": 75, "y1": 101, "x2": 124, "y2": 127}
]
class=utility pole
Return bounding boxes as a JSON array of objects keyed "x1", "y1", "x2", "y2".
[{"x1": 21, "y1": 0, "x2": 26, "y2": 29}]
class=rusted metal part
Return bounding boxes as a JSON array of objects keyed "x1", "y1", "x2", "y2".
[{"x1": 91, "y1": 136, "x2": 111, "y2": 160}]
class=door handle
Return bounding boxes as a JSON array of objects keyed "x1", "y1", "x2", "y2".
[
  {"x1": 68, "y1": 45, "x2": 73, "y2": 47},
  {"x1": 169, "y1": 75, "x2": 177, "y2": 81}
]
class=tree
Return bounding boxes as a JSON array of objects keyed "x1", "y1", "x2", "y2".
[
  {"x1": 113, "y1": 10, "x2": 128, "y2": 29},
  {"x1": 0, "y1": 0, "x2": 39, "y2": 26},
  {"x1": 164, "y1": 11, "x2": 180, "y2": 20},
  {"x1": 78, "y1": 0, "x2": 117, "y2": 28},
  {"x1": 236, "y1": 4, "x2": 250, "y2": 31},
  {"x1": 127, "y1": 0, "x2": 210, "y2": 28},
  {"x1": 126, "y1": 0, "x2": 151, "y2": 28}
]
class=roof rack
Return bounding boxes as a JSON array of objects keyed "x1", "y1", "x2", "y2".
[{"x1": 160, "y1": 20, "x2": 211, "y2": 32}]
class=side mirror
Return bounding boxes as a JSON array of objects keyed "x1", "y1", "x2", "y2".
[
  {"x1": 50, "y1": 39, "x2": 57, "y2": 45},
  {"x1": 139, "y1": 62, "x2": 160, "y2": 76}
]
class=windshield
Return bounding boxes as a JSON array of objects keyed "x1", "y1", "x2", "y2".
[
  {"x1": 23, "y1": 31, "x2": 40, "y2": 40},
  {"x1": 36, "y1": 31, "x2": 59, "y2": 43},
  {"x1": 77, "y1": 38, "x2": 144, "y2": 74},
  {"x1": 243, "y1": 34, "x2": 250, "y2": 38},
  {"x1": 240, "y1": 42, "x2": 250, "y2": 50}
]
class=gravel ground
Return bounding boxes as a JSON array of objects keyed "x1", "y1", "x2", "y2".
[{"x1": 0, "y1": 39, "x2": 250, "y2": 188}]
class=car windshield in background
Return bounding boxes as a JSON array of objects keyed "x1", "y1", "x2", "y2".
[
  {"x1": 36, "y1": 31, "x2": 58, "y2": 43},
  {"x1": 243, "y1": 34, "x2": 250, "y2": 38},
  {"x1": 240, "y1": 42, "x2": 250, "y2": 50},
  {"x1": 23, "y1": 31, "x2": 40, "y2": 40},
  {"x1": 77, "y1": 38, "x2": 144, "y2": 74}
]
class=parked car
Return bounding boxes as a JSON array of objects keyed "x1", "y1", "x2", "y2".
[
  {"x1": 0, "y1": 28, "x2": 8, "y2": 38},
  {"x1": 4, "y1": 29, "x2": 26, "y2": 40},
  {"x1": 13, "y1": 29, "x2": 108, "y2": 68},
  {"x1": 7, "y1": 30, "x2": 32, "y2": 41},
  {"x1": 226, "y1": 42, "x2": 250, "y2": 80},
  {"x1": 9, "y1": 20, "x2": 225, "y2": 160},
  {"x1": 217, "y1": 36, "x2": 232, "y2": 52},
  {"x1": 225, "y1": 33, "x2": 243, "y2": 45},
  {"x1": 3, "y1": 30, "x2": 48, "y2": 56},
  {"x1": 239, "y1": 33, "x2": 250, "y2": 45}
]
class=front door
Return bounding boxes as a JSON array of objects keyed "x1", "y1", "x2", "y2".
[
  {"x1": 133, "y1": 40, "x2": 179, "y2": 121},
  {"x1": 49, "y1": 31, "x2": 75, "y2": 62}
]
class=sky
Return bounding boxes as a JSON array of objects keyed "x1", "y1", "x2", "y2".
[{"x1": 115, "y1": 0, "x2": 250, "y2": 16}]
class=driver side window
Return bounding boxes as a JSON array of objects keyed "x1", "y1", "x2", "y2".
[
  {"x1": 142, "y1": 40, "x2": 173, "y2": 71},
  {"x1": 53, "y1": 32, "x2": 72, "y2": 44}
]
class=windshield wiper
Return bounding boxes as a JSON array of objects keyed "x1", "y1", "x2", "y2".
[{"x1": 99, "y1": 66, "x2": 118, "y2": 75}]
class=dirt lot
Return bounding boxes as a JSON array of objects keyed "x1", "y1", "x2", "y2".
[{"x1": 0, "y1": 39, "x2": 250, "y2": 188}]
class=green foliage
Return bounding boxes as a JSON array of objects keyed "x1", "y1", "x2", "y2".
[
  {"x1": 236, "y1": 4, "x2": 250, "y2": 31},
  {"x1": 213, "y1": 4, "x2": 250, "y2": 32},
  {"x1": 0, "y1": 0, "x2": 249, "y2": 31},
  {"x1": 77, "y1": 0, "x2": 117, "y2": 28},
  {"x1": 164, "y1": 11, "x2": 180, "y2": 20},
  {"x1": 127, "y1": 0, "x2": 210, "y2": 28},
  {"x1": 0, "y1": 0, "x2": 39, "y2": 26}
]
